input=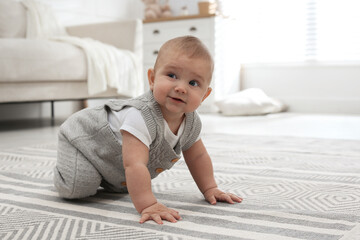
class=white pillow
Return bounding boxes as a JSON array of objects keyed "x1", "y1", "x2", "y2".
[
  {"x1": 215, "y1": 88, "x2": 287, "y2": 116},
  {"x1": 0, "y1": 0, "x2": 26, "y2": 38}
]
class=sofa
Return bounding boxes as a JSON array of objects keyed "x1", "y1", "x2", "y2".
[{"x1": 0, "y1": 0, "x2": 143, "y2": 106}]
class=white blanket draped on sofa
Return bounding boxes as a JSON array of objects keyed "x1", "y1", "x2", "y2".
[{"x1": 22, "y1": 0, "x2": 143, "y2": 97}]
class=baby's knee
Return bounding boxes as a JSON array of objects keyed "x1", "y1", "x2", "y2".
[
  {"x1": 53, "y1": 166, "x2": 100, "y2": 199},
  {"x1": 55, "y1": 186, "x2": 78, "y2": 199},
  {"x1": 53, "y1": 168, "x2": 77, "y2": 199}
]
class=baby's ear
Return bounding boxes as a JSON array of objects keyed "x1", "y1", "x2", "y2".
[
  {"x1": 147, "y1": 68, "x2": 155, "y2": 90},
  {"x1": 202, "y1": 87, "x2": 212, "y2": 102}
]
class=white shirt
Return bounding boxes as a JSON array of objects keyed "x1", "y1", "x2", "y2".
[{"x1": 108, "y1": 107, "x2": 194, "y2": 149}]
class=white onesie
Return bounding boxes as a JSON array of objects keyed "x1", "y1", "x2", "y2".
[{"x1": 108, "y1": 107, "x2": 199, "y2": 149}]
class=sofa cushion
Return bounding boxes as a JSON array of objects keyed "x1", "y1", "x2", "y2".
[
  {"x1": 0, "y1": 39, "x2": 87, "y2": 82},
  {"x1": 0, "y1": 0, "x2": 26, "y2": 38}
]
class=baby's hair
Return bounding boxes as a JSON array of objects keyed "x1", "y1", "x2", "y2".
[{"x1": 154, "y1": 36, "x2": 214, "y2": 73}]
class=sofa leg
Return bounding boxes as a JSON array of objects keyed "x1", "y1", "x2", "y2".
[
  {"x1": 81, "y1": 99, "x2": 88, "y2": 109},
  {"x1": 51, "y1": 101, "x2": 55, "y2": 124}
]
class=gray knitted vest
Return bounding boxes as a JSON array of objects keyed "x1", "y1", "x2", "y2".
[{"x1": 59, "y1": 90, "x2": 202, "y2": 192}]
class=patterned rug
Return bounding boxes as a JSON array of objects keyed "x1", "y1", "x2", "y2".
[{"x1": 0, "y1": 133, "x2": 359, "y2": 240}]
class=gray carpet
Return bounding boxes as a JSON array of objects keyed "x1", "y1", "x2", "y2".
[{"x1": 0, "y1": 133, "x2": 359, "y2": 239}]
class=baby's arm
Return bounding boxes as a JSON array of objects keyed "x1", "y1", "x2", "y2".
[
  {"x1": 121, "y1": 130, "x2": 181, "y2": 224},
  {"x1": 183, "y1": 139, "x2": 242, "y2": 204}
]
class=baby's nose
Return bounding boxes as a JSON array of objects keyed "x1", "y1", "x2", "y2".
[{"x1": 174, "y1": 82, "x2": 187, "y2": 94}]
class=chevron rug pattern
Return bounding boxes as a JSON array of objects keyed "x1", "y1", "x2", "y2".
[{"x1": 0, "y1": 133, "x2": 359, "y2": 240}]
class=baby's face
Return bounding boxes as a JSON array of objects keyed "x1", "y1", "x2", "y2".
[{"x1": 148, "y1": 49, "x2": 212, "y2": 120}]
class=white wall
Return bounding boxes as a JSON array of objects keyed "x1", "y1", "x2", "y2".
[{"x1": 241, "y1": 63, "x2": 360, "y2": 114}]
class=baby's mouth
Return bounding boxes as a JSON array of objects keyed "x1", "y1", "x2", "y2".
[{"x1": 170, "y1": 97, "x2": 185, "y2": 103}]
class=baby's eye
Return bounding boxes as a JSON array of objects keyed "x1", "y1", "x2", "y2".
[
  {"x1": 189, "y1": 80, "x2": 199, "y2": 87},
  {"x1": 167, "y1": 73, "x2": 177, "y2": 79}
]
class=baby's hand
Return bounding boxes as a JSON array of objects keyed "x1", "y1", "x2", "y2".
[
  {"x1": 203, "y1": 187, "x2": 242, "y2": 205},
  {"x1": 140, "y1": 202, "x2": 181, "y2": 224}
]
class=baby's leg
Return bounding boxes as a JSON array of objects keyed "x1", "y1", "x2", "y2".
[{"x1": 54, "y1": 133, "x2": 101, "y2": 199}]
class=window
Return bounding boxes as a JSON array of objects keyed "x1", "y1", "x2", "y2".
[{"x1": 219, "y1": 0, "x2": 360, "y2": 64}]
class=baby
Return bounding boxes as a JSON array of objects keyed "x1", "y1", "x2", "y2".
[{"x1": 54, "y1": 36, "x2": 242, "y2": 224}]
